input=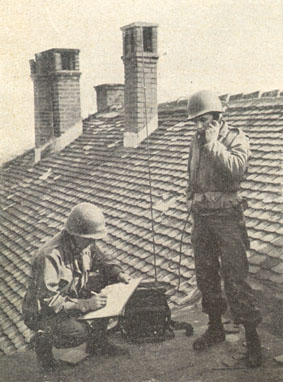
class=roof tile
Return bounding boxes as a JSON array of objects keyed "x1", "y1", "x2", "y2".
[{"x1": 1, "y1": 93, "x2": 283, "y2": 356}]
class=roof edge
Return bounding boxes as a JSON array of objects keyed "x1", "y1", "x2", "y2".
[{"x1": 223, "y1": 89, "x2": 282, "y2": 103}]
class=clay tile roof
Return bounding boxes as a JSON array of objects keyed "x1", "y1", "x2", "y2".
[{"x1": 1, "y1": 91, "x2": 283, "y2": 355}]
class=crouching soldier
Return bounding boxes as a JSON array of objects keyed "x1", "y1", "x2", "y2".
[{"x1": 22, "y1": 202, "x2": 131, "y2": 371}]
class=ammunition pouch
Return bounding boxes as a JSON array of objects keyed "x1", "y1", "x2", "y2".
[
  {"x1": 192, "y1": 191, "x2": 240, "y2": 211},
  {"x1": 236, "y1": 201, "x2": 250, "y2": 250}
]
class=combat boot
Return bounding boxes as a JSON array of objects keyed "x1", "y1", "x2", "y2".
[
  {"x1": 86, "y1": 317, "x2": 129, "y2": 357},
  {"x1": 86, "y1": 333, "x2": 129, "y2": 357},
  {"x1": 244, "y1": 323, "x2": 262, "y2": 368},
  {"x1": 193, "y1": 314, "x2": 225, "y2": 351},
  {"x1": 32, "y1": 332, "x2": 58, "y2": 372}
]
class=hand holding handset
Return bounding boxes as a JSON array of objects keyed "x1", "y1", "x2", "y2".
[{"x1": 205, "y1": 119, "x2": 221, "y2": 143}]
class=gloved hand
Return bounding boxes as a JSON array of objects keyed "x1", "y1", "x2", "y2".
[
  {"x1": 205, "y1": 120, "x2": 221, "y2": 143},
  {"x1": 78, "y1": 294, "x2": 107, "y2": 313}
]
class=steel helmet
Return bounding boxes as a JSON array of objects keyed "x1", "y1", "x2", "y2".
[
  {"x1": 187, "y1": 90, "x2": 223, "y2": 120},
  {"x1": 65, "y1": 203, "x2": 107, "y2": 239}
]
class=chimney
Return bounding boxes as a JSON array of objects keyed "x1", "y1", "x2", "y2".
[
  {"x1": 121, "y1": 22, "x2": 159, "y2": 148},
  {"x1": 30, "y1": 48, "x2": 83, "y2": 162},
  {"x1": 94, "y1": 84, "x2": 124, "y2": 112}
]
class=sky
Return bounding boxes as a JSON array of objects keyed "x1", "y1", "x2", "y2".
[{"x1": 1, "y1": 0, "x2": 283, "y2": 163}]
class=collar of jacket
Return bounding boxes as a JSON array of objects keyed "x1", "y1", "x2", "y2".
[
  {"x1": 60, "y1": 230, "x2": 85, "y2": 274},
  {"x1": 218, "y1": 120, "x2": 229, "y2": 140}
]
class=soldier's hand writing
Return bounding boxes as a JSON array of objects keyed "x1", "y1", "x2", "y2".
[
  {"x1": 79, "y1": 294, "x2": 107, "y2": 313},
  {"x1": 205, "y1": 120, "x2": 221, "y2": 143},
  {"x1": 88, "y1": 294, "x2": 107, "y2": 311}
]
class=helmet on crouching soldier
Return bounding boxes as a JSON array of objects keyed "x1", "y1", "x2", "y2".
[{"x1": 65, "y1": 202, "x2": 107, "y2": 239}]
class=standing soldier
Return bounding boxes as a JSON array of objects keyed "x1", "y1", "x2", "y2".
[
  {"x1": 22, "y1": 202, "x2": 131, "y2": 371},
  {"x1": 186, "y1": 90, "x2": 262, "y2": 367}
]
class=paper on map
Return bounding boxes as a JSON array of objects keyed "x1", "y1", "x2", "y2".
[{"x1": 79, "y1": 277, "x2": 142, "y2": 320}]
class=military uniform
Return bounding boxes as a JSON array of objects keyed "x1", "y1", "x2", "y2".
[
  {"x1": 187, "y1": 121, "x2": 261, "y2": 326},
  {"x1": 23, "y1": 230, "x2": 122, "y2": 348}
]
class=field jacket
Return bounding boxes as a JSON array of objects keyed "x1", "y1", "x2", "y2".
[
  {"x1": 187, "y1": 121, "x2": 250, "y2": 209},
  {"x1": 22, "y1": 230, "x2": 122, "y2": 326}
]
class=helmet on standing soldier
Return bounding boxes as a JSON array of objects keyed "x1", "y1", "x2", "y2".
[{"x1": 187, "y1": 90, "x2": 223, "y2": 120}]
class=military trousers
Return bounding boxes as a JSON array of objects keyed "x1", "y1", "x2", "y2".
[
  {"x1": 191, "y1": 205, "x2": 261, "y2": 325},
  {"x1": 35, "y1": 310, "x2": 109, "y2": 348}
]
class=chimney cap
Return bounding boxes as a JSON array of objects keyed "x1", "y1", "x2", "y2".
[
  {"x1": 35, "y1": 48, "x2": 80, "y2": 57},
  {"x1": 94, "y1": 83, "x2": 124, "y2": 90},
  {"x1": 121, "y1": 22, "x2": 159, "y2": 31}
]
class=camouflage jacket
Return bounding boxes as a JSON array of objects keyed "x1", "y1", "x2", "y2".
[{"x1": 22, "y1": 230, "x2": 122, "y2": 326}]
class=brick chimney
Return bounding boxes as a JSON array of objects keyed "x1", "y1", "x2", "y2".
[
  {"x1": 30, "y1": 48, "x2": 82, "y2": 162},
  {"x1": 121, "y1": 22, "x2": 159, "y2": 148},
  {"x1": 94, "y1": 84, "x2": 124, "y2": 112}
]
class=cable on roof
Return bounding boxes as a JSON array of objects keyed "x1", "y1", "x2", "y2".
[
  {"x1": 172, "y1": 204, "x2": 192, "y2": 291},
  {"x1": 140, "y1": 27, "x2": 157, "y2": 282},
  {"x1": 139, "y1": 27, "x2": 193, "y2": 289}
]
